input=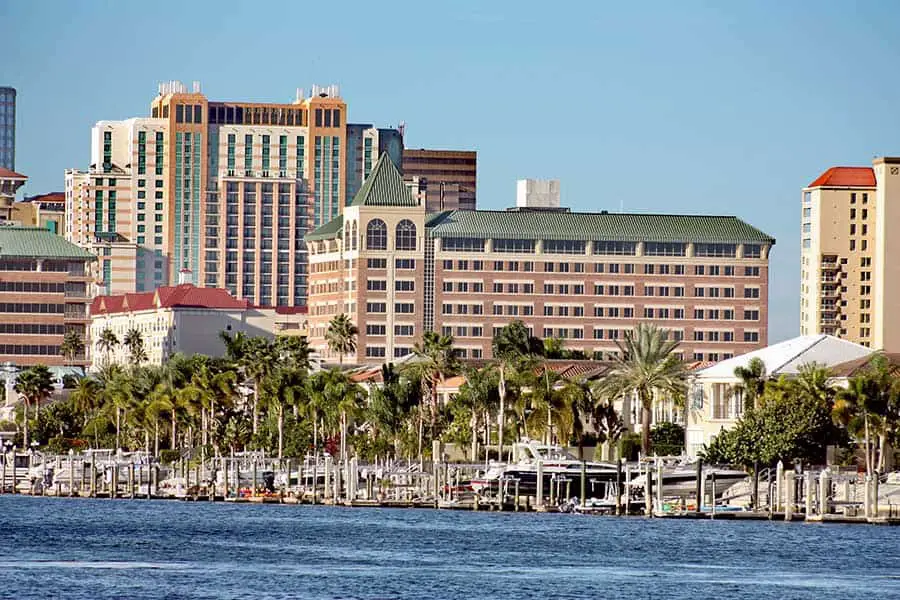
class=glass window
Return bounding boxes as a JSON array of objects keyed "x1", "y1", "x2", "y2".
[
  {"x1": 543, "y1": 239, "x2": 586, "y2": 255},
  {"x1": 395, "y1": 219, "x2": 417, "y2": 251},
  {"x1": 644, "y1": 242, "x2": 686, "y2": 256},
  {"x1": 593, "y1": 241, "x2": 637, "y2": 255},
  {"x1": 493, "y1": 239, "x2": 535, "y2": 253},
  {"x1": 366, "y1": 219, "x2": 387, "y2": 250}
]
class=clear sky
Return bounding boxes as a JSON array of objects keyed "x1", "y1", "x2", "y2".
[{"x1": 4, "y1": 0, "x2": 900, "y2": 340}]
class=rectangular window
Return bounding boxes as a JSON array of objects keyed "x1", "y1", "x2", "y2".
[
  {"x1": 593, "y1": 241, "x2": 637, "y2": 255},
  {"x1": 367, "y1": 280, "x2": 387, "y2": 291},
  {"x1": 543, "y1": 240, "x2": 586, "y2": 255},
  {"x1": 443, "y1": 237, "x2": 485, "y2": 252},
  {"x1": 366, "y1": 324, "x2": 386, "y2": 336},
  {"x1": 694, "y1": 243, "x2": 737, "y2": 258},
  {"x1": 743, "y1": 244, "x2": 762, "y2": 259},
  {"x1": 493, "y1": 239, "x2": 536, "y2": 253},
  {"x1": 644, "y1": 242, "x2": 686, "y2": 256},
  {"x1": 395, "y1": 280, "x2": 415, "y2": 292}
]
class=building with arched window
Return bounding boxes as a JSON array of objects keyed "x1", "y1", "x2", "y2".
[{"x1": 307, "y1": 154, "x2": 775, "y2": 365}]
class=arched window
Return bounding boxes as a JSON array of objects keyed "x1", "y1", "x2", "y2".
[
  {"x1": 351, "y1": 220, "x2": 358, "y2": 250},
  {"x1": 366, "y1": 218, "x2": 387, "y2": 250},
  {"x1": 395, "y1": 219, "x2": 417, "y2": 251},
  {"x1": 343, "y1": 221, "x2": 351, "y2": 249}
]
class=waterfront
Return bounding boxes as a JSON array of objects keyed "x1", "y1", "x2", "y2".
[{"x1": 1, "y1": 496, "x2": 899, "y2": 599}]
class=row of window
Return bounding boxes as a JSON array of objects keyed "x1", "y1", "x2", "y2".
[
  {"x1": 366, "y1": 302, "x2": 416, "y2": 314},
  {"x1": 437, "y1": 303, "x2": 761, "y2": 321},
  {"x1": 0, "y1": 303, "x2": 64, "y2": 314},
  {"x1": 0, "y1": 344, "x2": 62, "y2": 356},
  {"x1": 366, "y1": 280, "x2": 416, "y2": 292},
  {"x1": 0, "y1": 282, "x2": 66, "y2": 294},
  {"x1": 0, "y1": 323, "x2": 66, "y2": 335},
  {"x1": 441, "y1": 260, "x2": 762, "y2": 276},
  {"x1": 366, "y1": 324, "x2": 417, "y2": 336},
  {"x1": 439, "y1": 238, "x2": 762, "y2": 258}
]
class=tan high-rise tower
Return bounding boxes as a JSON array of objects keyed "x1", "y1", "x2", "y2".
[{"x1": 800, "y1": 158, "x2": 900, "y2": 350}]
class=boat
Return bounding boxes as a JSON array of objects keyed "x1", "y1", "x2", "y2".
[
  {"x1": 470, "y1": 440, "x2": 628, "y2": 500},
  {"x1": 629, "y1": 461, "x2": 748, "y2": 499}
]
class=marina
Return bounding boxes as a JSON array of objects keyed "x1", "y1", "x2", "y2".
[{"x1": 4, "y1": 445, "x2": 900, "y2": 525}]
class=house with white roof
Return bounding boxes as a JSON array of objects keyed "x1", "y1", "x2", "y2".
[{"x1": 684, "y1": 334, "x2": 871, "y2": 457}]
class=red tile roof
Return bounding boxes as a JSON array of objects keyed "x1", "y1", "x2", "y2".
[
  {"x1": 24, "y1": 192, "x2": 65, "y2": 203},
  {"x1": 808, "y1": 166, "x2": 876, "y2": 188},
  {"x1": 91, "y1": 284, "x2": 248, "y2": 316},
  {"x1": 0, "y1": 167, "x2": 27, "y2": 179}
]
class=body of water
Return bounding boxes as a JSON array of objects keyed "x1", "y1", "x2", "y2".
[{"x1": 0, "y1": 495, "x2": 898, "y2": 599}]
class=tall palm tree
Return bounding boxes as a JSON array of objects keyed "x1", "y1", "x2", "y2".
[
  {"x1": 124, "y1": 328, "x2": 147, "y2": 366},
  {"x1": 260, "y1": 366, "x2": 306, "y2": 459},
  {"x1": 596, "y1": 323, "x2": 687, "y2": 456},
  {"x1": 97, "y1": 327, "x2": 120, "y2": 367},
  {"x1": 70, "y1": 376, "x2": 103, "y2": 427},
  {"x1": 455, "y1": 366, "x2": 500, "y2": 460},
  {"x1": 733, "y1": 357, "x2": 766, "y2": 411},
  {"x1": 60, "y1": 330, "x2": 85, "y2": 367},
  {"x1": 492, "y1": 320, "x2": 540, "y2": 458},
  {"x1": 275, "y1": 335, "x2": 312, "y2": 369},
  {"x1": 13, "y1": 365, "x2": 54, "y2": 449},
  {"x1": 406, "y1": 331, "x2": 458, "y2": 458},
  {"x1": 368, "y1": 364, "x2": 416, "y2": 458},
  {"x1": 325, "y1": 313, "x2": 358, "y2": 365}
]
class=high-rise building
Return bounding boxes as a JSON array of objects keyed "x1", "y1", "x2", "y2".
[
  {"x1": 402, "y1": 149, "x2": 476, "y2": 211},
  {"x1": 307, "y1": 154, "x2": 775, "y2": 364},
  {"x1": 800, "y1": 157, "x2": 900, "y2": 350},
  {"x1": 0, "y1": 226, "x2": 95, "y2": 370},
  {"x1": 0, "y1": 87, "x2": 15, "y2": 172},
  {"x1": 66, "y1": 81, "x2": 351, "y2": 306},
  {"x1": 346, "y1": 124, "x2": 403, "y2": 201}
]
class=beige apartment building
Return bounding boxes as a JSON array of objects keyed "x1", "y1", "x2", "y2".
[
  {"x1": 66, "y1": 81, "x2": 355, "y2": 307},
  {"x1": 89, "y1": 283, "x2": 274, "y2": 369},
  {"x1": 307, "y1": 154, "x2": 775, "y2": 364},
  {"x1": 800, "y1": 158, "x2": 900, "y2": 350}
]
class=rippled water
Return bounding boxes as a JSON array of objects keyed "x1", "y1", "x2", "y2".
[{"x1": 1, "y1": 495, "x2": 898, "y2": 599}]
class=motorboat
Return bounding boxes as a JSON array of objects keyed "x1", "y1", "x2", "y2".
[
  {"x1": 470, "y1": 440, "x2": 627, "y2": 500},
  {"x1": 629, "y1": 461, "x2": 748, "y2": 499}
]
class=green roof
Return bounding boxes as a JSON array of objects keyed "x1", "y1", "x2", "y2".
[
  {"x1": 349, "y1": 152, "x2": 418, "y2": 208},
  {"x1": 306, "y1": 214, "x2": 344, "y2": 242},
  {"x1": 0, "y1": 227, "x2": 96, "y2": 259},
  {"x1": 426, "y1": 210, "x2": 775, "y2": 244}
]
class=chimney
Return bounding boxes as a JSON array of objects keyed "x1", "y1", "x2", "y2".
[{"x1": 178, "y1": 268, "x2": 192, "y2": 285}]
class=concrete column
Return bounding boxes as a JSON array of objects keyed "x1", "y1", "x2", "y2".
[
  {"x1": 324, "y1": 456, "x2": 332, "y2": 500},
  {"x1": 784, "y1": 471, "x2": 795, "y2": 520},
  {"x1": 656, "y1": 461, "x2": 664, "y2": 514},
  {"x1": 775, "y1": 461, "x2": 784, "y2": 512},
  {"x1": 804, "y1": 471, "x2": 813, "y2": 516},
  {"x1": 535, "y1": 460, "x2": 544, "y2": 508},
  {"x1": 818, "y1": 469, "x2": 830, "y2": 515},
  {"x1": 348, "y1": 457, "x2": 358, "y2": 501}
]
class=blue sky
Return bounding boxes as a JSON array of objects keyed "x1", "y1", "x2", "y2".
[{"x1": 4, "y1": 0, "x2": 900, "y2": 340}]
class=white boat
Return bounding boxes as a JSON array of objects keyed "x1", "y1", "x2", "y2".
[
  {"x1": 630, "y1": 462, "x2": 748, "y2": 498},
  {"x1": 470, "y1": 440, "x2": 627, "y2": 500}
]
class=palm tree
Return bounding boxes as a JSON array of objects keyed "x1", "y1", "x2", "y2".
[
  {"x1": 70, "y1": 376, "x2": 103, "y2": 427},
  {"x1": 124, "y1": 328, "x2": 147, "y2": 366},
  {"x1": 97, "y1": 327, "x2": 120, "y2": 366},
  {"x1": 733, "y1": 357, "x2": 766, "y2": 411},
  {"x1": 320, "y1": 368, "x2": 364, "y2": 461},
  {"x1": 13, "y1": 365, "x2": 55, "y2": 449},
  {"x1": 275, "y1": 335, "x2": 312, "y2": 369},
  {"x1": 60, "y1": 330, "x2": 85, "y2": 366},
  {"x1": 260, "y1": 366, "x2": 306, "y2": 459},
  {"x1": 492, "y1": 320, "x2": 540, "y2": 459},
  {"x1": 406, "y1": 331, "x2": 458, "y2": 458},
  {"x1": 325, "y1": 313, "x2": 358, "y2": 365},
  {"x1": 596, "y1": 323, "x2": 687, "y2": 456},
  {"x1": 455, "y1": 366, "x2": 499, "y2": 460},
  {"x1": 368, "y1": 364, "x2": 416, "y2": 458}
]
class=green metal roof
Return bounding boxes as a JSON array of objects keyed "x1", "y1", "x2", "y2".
[
  {"x1": 306, "y1": 214, "x2": 344, "y2": 242},
  {"x1": 426, "y1": 210, "x2": 775, "y2": 244},
  {"x1": 349, "y1": 152, "x2": 418, "y2": 208},
  {"x1": 0, "y1": 227, "x2": 96, "y2": 259}
]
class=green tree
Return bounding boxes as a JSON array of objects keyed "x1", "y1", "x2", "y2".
[
  {"x1": 60, "y1": 330, "x2": 85, "y2": 366},
  {"x1": 260, "y1": 366, "x2": 306, "y2": 458},
  {"x1": 733, "y1": 357, "x2": 766, "y2": 411},
  {"x1": 492, "y1": 320, "x2": 541, "y2": 458},
  {"x1": 406, "y1": 331, "x2": 458, "y2": 458},
  {"x1": 97, "y1": 327, "x2": 119, "y2": 366},
  {"x1": 367, "y1": 364, "x2": 417, "y2": 459},
  {"x1": 123, "y1": 328, "x2": 147, "y2": 366},
  {"x1": 13, "y1": 365, "x2": 55, "y2": 449},
  {"x1": 453, "y1": 366, "x2": 500, "y2": 460},
  {"x1": 325, "y1": 313, "x2": 358, "y2": 365},
  {"x1": 702, "y1": 376, "x2": 844, "y2": 466},
  {"x1": 596, "y1": 323, "x2": 686, "y2": 456},
  {"x1": 542, "y1": 337, "x2": 565, "y2": 359}
]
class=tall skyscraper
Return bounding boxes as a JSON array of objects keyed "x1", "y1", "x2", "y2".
[
  {"x1": 800, "y1": 157, "x2": 900, "y2": 350},
  {"x1": 402, "y1": 148, "x2": 477, "y2": 212},
  {"x1": 67, "y1": 81, "x2": 352, "y2": 306},
  {"x1": 0, "y1": 87, "x2": 15, "y2": 172},
  {"x1": 345, "y1": 124, "x2": 403, "y2": 201}
]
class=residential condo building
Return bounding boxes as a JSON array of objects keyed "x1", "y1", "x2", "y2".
[
  {"x1": 307, "y1": 154, "x2": 775, "y2": 364},
  {"x1": 800, "y1": 157, "x2": 900, "y2": 350},
  {"x1": 66, "y1": 82, "x2": 357, "y2": 306}
]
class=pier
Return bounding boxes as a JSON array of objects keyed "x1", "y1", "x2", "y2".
[{"x1": 2, "y1": 450, "x2": 898, "y2": 525}]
